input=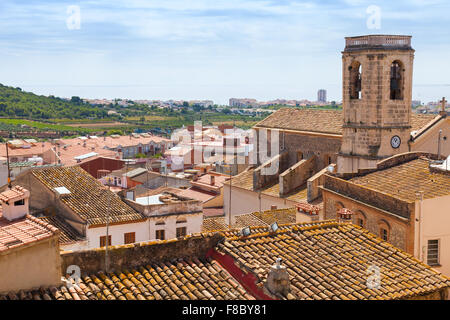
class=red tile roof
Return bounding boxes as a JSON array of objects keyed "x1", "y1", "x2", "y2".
[
  {"x1": 0, "y1": 186, "x2": 28, "y2": 203},
  {"x1": 0, "y1": 214, "x2": 58, "y2": 252}
]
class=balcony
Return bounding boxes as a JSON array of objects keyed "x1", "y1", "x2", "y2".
[{"x1": 344, "y1": 35, "x2": 412, "y2": 51}]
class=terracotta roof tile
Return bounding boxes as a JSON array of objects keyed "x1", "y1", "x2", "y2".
[
  {"x1": 0, "y1": 257, "x2": 254, "y2": 300},
  {"x1": 215, "y1": 221, "x2": 450, "y2": 300},
  {"x1": 31, "y1": 166, "x2": 144, "y2": 225},
  {"x1": 0, "y1": 214, "x2": 58, "y2": 252},
  {"x1": 39, "y1": 215, "x2": 82, "y2": 245},
  {"x1": 349, "y1": 157, "x2": 450, "y2": 202}
]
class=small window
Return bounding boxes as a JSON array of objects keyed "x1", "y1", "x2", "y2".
[
  {"x1": 357, "y1": 218, "x2": 364, "y2": 228},
  {"x1": 14, "y1": 199, "x2": 25, "y2": 206},
  {"x1": 390, "y1": 60, "x2": 404, "y2": 100},
  {"x1": 100, "y1": 235, "x2": 111, "y2": 247},
  {"x1": 380, "y1": 228, "x2": 388, "y2": 241},
  {"x1": 427, "y1": 239, "x2": 440, "y2": 266},
  {"x1": 176, "y1": 227, "x2": 187, "y2": 238},
  {"x1": 124, "y1": 232, "x2": 135, "y2": 244},
  {"x1": 155, "y1": 229, "x2": 165, "y2": 240},
  {"x1": 349, "y1": 61, "x2": 362, "y2": 100}
]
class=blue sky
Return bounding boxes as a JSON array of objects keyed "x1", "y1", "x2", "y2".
[{"x1": 0, "y1": 0, "x2": 449, "y2": 104}]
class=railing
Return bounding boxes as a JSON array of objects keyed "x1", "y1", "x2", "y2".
[{"x1": 345, "y1": 35, "x2": 411, "y2": 49}]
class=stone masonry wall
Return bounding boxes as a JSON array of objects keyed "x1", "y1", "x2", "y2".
[
  {"x1": 279, "y1": 156, "x2": 316, "y2": 196},
  {"x1": 61, "y1": 233, "x2": 223, "y2": 276}
]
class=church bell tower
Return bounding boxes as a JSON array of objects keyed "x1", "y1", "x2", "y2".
[{"x1": 337, "y1": 35, "x2": 414, "y2": 174}]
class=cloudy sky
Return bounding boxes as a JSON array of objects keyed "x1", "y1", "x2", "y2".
[{"x1": 0, "y1": 0, "x2": 449, "y2": 104}]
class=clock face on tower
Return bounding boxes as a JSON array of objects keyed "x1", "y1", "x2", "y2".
[{"x1": 391, "y1": 135, "x2": 401, "y2": 149}]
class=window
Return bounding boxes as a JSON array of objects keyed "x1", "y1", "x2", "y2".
[
  {"x1": 155, "y1": 229, "x2": 165, "y2": 240},
  {"x1": 357, "y1": 218, "x2": 364, "y2": 228},
  {"x1": 380, "y1": 228, "x2": 388, "y2": 241},
  {"x1": 349, "y1": 61, "x2": 362, "y2": 99},
  {"x1": 390, "y1": 60, "x2": 404, "y2": 100},
  {"x1": 14, "y1": 199, "x2": 25, "y2": 206},
  {"x1": 427, "y1": 239, "x2": 440, "y2": 266},
  {"x1": 124, "y1": 232, "x2": 135, "y2": 244},
  {"x1": 176, "y1": 227, "x2": 187, "y2": 238},
  {"x1": 100, "y1": 235, "x2": 111, "y2": 247},
  {"x1": 355, "y1": 210, "x2": 366, "y2": 228}
]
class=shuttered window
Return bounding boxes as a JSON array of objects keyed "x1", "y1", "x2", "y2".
[
  {"x1": 176, "y1": 227, "x2": 187, "y2": 238},
  {"x1": 100, "y1": 235, "x2": 111, "y2": 247},
  {"x1": 124, "y1": 232, "x2": 135, "y2": 244},
  {"x1": 156, "y1": 230, "x2": 165, "y2": 240},
  {"x1": 427, "y1": 239, "x2": 440, "y2": 266}
]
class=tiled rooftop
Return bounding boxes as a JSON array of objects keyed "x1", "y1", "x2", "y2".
[
  {"x1": 0, "y1": 186, "x2": 28, "y2": 203},
  {"x1": 39, "y1": 215, "x2": 82, "y2": 245},
  {"x1": 349, "y1": 157, "x2": 450, "y2": 202},
  {"x1": 254, "y1": 108, "x2": 437, "y2": 135},
  {"x1": 0, "y1": 257, "x2": 253, "y2": 300},
  {"x1": 1, "y1": 220, "x2": 449, "y2": 300},
  {"x1": 0, "y1": 214, "x2": 58, "y2": 252},
  {"x1": 31, "y1": 166, "x2": 144, "y2": 226},
  {"x1": 215, "y1": 221, "x2": 450, "y2": 300},
  {"x1": 252, "y1": 207, "x2": 297, "y2": 225},
  {"x1": 202, "y1": 208, "x2": 297, "y2": 232}
]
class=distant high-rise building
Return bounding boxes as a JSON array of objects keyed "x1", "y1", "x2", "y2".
[{"x1": 317, "y1": 89, "x2": 327, "y2": 103}]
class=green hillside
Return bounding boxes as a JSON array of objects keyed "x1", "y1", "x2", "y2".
[{"x1": 0, "y1": 84, "x2": 108, "y2": 119}]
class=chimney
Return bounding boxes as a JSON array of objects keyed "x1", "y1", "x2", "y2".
[
  {"x1": 0, "y1": 186, "x2": 30, "y2": 221},
  {"x1": 210, "y1": 175, "x2": 215, "y2": 185},
  {"x1": 265, "y1": 258, "x2": 290, "y2": 297},
  {"x1": 337, "y1": 208, "x2": 353, "y2": 222}
]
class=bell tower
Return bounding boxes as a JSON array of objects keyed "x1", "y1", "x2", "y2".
[{"x1": 337, "y1": 35, "x2": 414, "y2": 175}]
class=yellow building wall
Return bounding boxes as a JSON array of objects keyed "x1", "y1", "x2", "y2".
[{"x1": 0, "y1": 236, "x2": 61, "y2": 294}]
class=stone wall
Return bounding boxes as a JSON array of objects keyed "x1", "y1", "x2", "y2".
[
  {"x1": 253, "y1": 152, "x2": 289, "y2": 190},
  {"x1": 322, "y1": 189, "x2": 412, "y2": 253},
  {"x1": 307, "y1": 164, "x2": 335, "y2": 202},
  {"x1": 324, "y1": 174, "x2": 413, "y2": 219},
  {"x1": 60, "y1": 233, "x2": 223, "y2": 276},
  {"x1": 279, "y1": 156, "x2": 316, "y2": 196},
  {"x1": 283, "y1": 131, "x2": 341, "y2": 172}
]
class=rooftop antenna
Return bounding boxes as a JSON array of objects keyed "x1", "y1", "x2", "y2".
[
  {"x1": 5, "y1": 140, "x2": 11, "y2": 189},
  {"x1": 105, "y1": 185, "x2": 111, "y2": 273}
]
